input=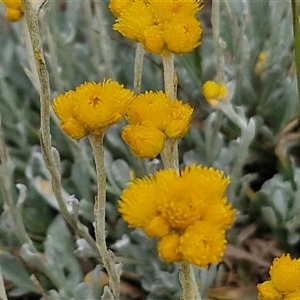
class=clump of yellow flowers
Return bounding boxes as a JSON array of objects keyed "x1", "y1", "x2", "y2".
[
  {"x1": 121, "y1": 91, "x2": 193, "y2": 158},
  {"x1": 202, "y1": 81, "x2": 228, "y2": 107},
  {"x1": 118, "y1": 165, "x2": 236, "y2": 268},
  {"x1": 109, "y1": 0, "x2": 203, "y2": 55},
  {"x1": 52, "y1": 80, "x2": 134, "y2": 139},
  {"x1": 257, "y1": 254, "x2": 300, "y2": 300},
  {"x1": 1, "y1": 0, "x2": 23, "y2": 21}
]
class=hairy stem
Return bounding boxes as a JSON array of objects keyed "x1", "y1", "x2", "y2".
[
  {"x1": 179, "y1": 261, "x2": 201, "y2": 300},
  {"x1": 21, "y1": 0, "x2": 99, "y2": 255},
  {"x1": 88, "y1": 133, "x2": 121, "y2": 299}
]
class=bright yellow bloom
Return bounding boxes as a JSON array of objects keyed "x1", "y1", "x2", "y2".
[
  {"x1": 257, "y1": 281, "x2": 282, "y2": 300},
  {"x1": 118, "y1": 165, "x2": 235, "y2": 267},
  {"x1": 122, "y1": 91, "x2": 193, "y2": 158},
  {"x1": 1, "y1": 0, "x2": 23, "y2": 21},
  {"x1": 144, "y1": 24, "x2": 165, "y2": 54},
  {"x1": 108, "y1": 0, "x2": 133, "y2": 17},
  {"x1": 119, "y1": 175, "x2": 160, "y2": 228},
  {"x1": 52, "y1": 80, "x2": 134, "y2": 139},
  {"x1": 202, "y1": 81, "x2": 228, "y2": 107},
  {"x1": 179, "y1": 221, "x2": 226, "y2": 267},
  {"x1": 126, "y1": 91, "x2": 172, "y2": 131},
  {"x1": 270, "y1": 254, "x2": 300, "y2": 293},
  {"x1": 164, "y1": 15, "x2": 202, "y2": 54},
  {"x1": 121, "y1": 125, "x2": 165, "y2": 159},
  {"x1": 113, "y1": 1, "x2": 154, "y2": 42},
  {"x1": 149, "y1": 0, "x2": 200, "y2": 23},
  {"x1": 165, "y1": 101, "x2": 193, "y2": 139},
  {"x1": 112, "y1": 0, "x2": 202, "y2": 55},
  {"x1": 158, "y1": 232, "x2": 182, "y2": 262},
  {"x1": 257, "y1": 254, "x2": 300, "y2": 300}
]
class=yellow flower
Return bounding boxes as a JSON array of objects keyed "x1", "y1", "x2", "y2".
[
  {"x1": 122, "y1": 91, "x2": 193, "y2": 157},
  {"x1": 125, "y1": 91, "x2": 172, "y2": 131},
  {"x1": 52, "y1": 80, "x2": 134, "y2": 139},
  {"x1": 179, "y1": 221, "x2": 227, "y2": 267},
  {"x1": 121, "y1": 125, "x2": 165, "y2": 159},
  {"x1": 1, "y1": 0, "x2": 23, "y2": 21},
  {"x1": 144, "y1": 215, "x2": 171, "y2": 238},
  {"x1": 202, "y1": 81, "x2": 228, "y2": 107},
  {"x1": 118, "y1": 165, "x2": 235, "y2": 267},
  {"x1": 108, "y1": 0, "x2": 133, "y2": 17},
  {"x1": 158, "y1": 232, "x2": 182, "y2": 262},
  {"x1": 257, "y1": 281, "x2": 282, "y2": 300},
  {"x1": 165, "y1": 101, "x2": 193, "y2": 139},
  {"x1": 113, "y1": 1, "x2": 154, "y2": 42},
  {"x1": 269, "y1": 254, "x2": 300, "y2": 293},
  {"x1": 112, "y1": 0, "x2": 202, "y2": 55},
  {"x1": 149, "y1": 0, "x2": 201, "y2": 23},
  {"x1": 144, "y1": 24, "x2": 165, "y2": 54},
  {"x1": 118, "y1": 175, "x2": 160, "y2": 228},
  {"x1": 164, "y1": 15, "x2": 202, "y2": 54}
]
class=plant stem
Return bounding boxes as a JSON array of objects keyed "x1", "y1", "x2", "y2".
[
  {"x1": 88, "y1": 133, "x2": 121, "y2": 299},
  {"x1": 179, "y1": 261, "x2": 201, "y2": 300},
  {"x1": 291, "y1": 0, "x2": 300, "y2": 118},
  {"x1": 133, "y1": 43, "x2": 145, "y2": 94},
  {"x1": 161, "y1": 52, "x2": 200, "y2": 299},
  {"x1": 21, "y1": 0, "x2": 99, "y2": 256},
  {"x1": 162, "y1": 52, "x2": 176, "y2": 99},
  {"x1": 211, "y1": 0, "x2": 225, "y2": 83},
  {"x1": 93, "y1": 0, "x2": 115, "y2": 79},
  {"x1": 161, "y1": 52, "x2": 179, "y2": 169}
]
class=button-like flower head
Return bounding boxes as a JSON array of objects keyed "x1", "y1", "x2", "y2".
[
  {"x1": 111, "y1": 0, "x2": 203, "y2": 55},
  {"x1": 1, "y1": 0, "x2": 23, "y2": 21},
  {"x1": 257, "y1": 254, "x2": 300, "y2": 300},
  {"x1": 202, "y1": 81, "x2": 228, "y2": 107},
  {"x1": 118, "y1": 165, "x2": 235, "y2": 267},
  {"x1": 122, "y1": 91, "x2": 193, "y2": 158},
  {"x1": 52, "y1": 80, "x2": 134, "y2": 139}
]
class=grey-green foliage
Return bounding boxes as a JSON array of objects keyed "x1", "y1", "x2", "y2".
[
  {"x1": 0, "y1": 0, "x2": 300, "y2": 298},
  {"x1": 255, "y1": 166, "x2": 300, "y2": 250}
]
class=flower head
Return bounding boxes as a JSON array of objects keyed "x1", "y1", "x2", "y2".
[
  {"x1": 269, "y1": 254, "x2": 300, "y2": 293},
  {"x1": 52, "y1": 80, "x2": 134, "y2": 139},
  {"x1": 257, "y1": 254, "x2": 300, "y2": 300},
  {"x1": 122, "y1": 91, "x2": 193, "y2": 158},
  {"x1": 118, "y1": 165, "x2": 235, "y2": 267},
  {"x1": 163, "y1": 15, "x2": 202, "y2": 54},
  {"x1": 202, "y1": 81, "x2": 228, "y2": 107},
  {"x1": 121, "y1": 125, "x2": 165, "y2": 158},
  {"x1": 1, "y1": 0, "x2": 23, "y2": 21},
  {"x1": 111, "y1": 0, "x2": 202, "y2": 55}
]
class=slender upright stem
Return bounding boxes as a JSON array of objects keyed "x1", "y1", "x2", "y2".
[
  {"x1": 161, "y1": 52, "x2": 201, "y2": 299},
  {"x1": 133, "y1": 43, "x2": 145, "y2": 94},
  {"x1": 21, "y1": 0, "x2": 99, "y2": 256},
  {"x1": 88, "y1": 133, "x2": 121, "y2": 299},
  {"x1": 179, "y1": 261, "x2": 201, "y2": 300},
  {"x1": 162, "y1": 52, "x2": 175, "y2": 99},
  {"x1": 291, "y1": 0, "x2": 300, "y2": 118},
  {"x1": 211, "y1": 0, "x2": 225, "y2": 83},
  {"x1": 161, "y1": 52, "x2": 179, "y2": 169},
  {"x1": 93, "y1": 0, "x2": 115, "y2": 79}
]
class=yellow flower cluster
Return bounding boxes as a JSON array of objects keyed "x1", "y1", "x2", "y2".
[
  {"x1": 109, "y1": 0, "x2": 203, "y2": 55},
  {"x1": 121, "y1": 91, "x2": 193, "y2": 158},
  {"x1": 257, "y1": 254, "x2": 300, "y2": 300},
  {"x1": 118, "y1": 165, "x2": 236, "y2": 268},
  {"x1": 1, "y1": 0, "x2": 23, "y2": 21},
  {"x1": 52, "y1": 80, "x2": 134, "y2": 139},
  {"x1": 202, "y1": 81, "x2": 228, "y2": 107}
]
